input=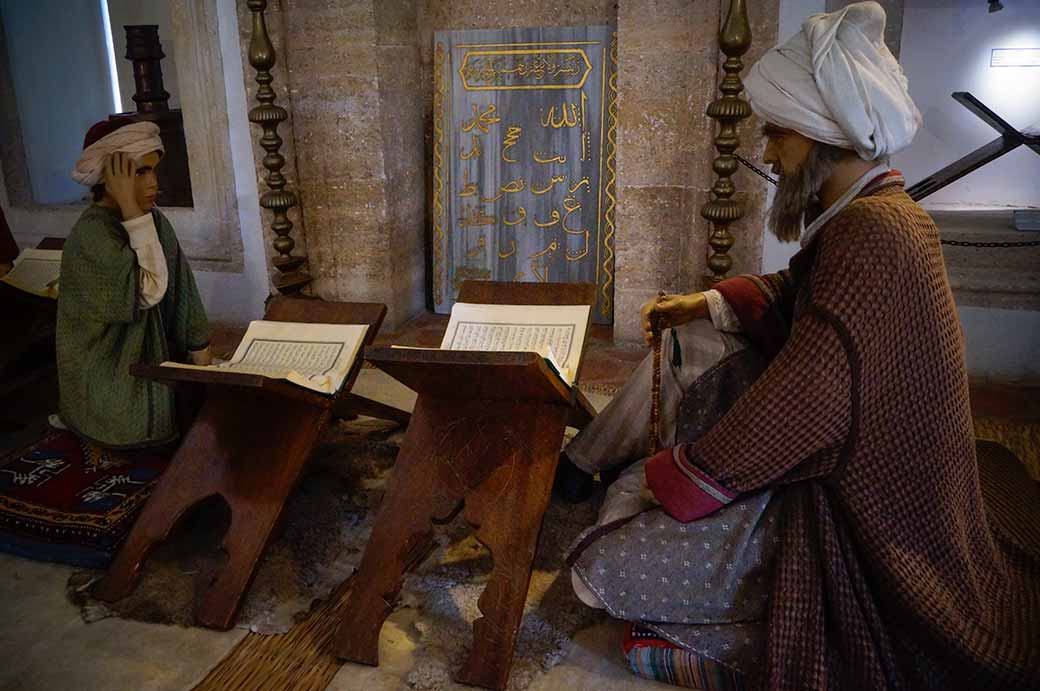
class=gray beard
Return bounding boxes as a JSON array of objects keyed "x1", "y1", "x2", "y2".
[{"x1": 767, "y1": 143, "x2": 846, "y2": 243}]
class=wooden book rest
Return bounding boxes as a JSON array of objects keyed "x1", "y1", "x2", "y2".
[
  {"x1": 0, "y1": 237, "x2": 65, "y2": 402},
  {"x1": 335, "y1": 281, "x2": 597, "y2": 690},
  {"x1": 93, "y1": 296, "x2": 408, "y2": 629}
]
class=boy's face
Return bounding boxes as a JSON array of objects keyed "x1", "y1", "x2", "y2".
[{"x1": 134, "y1": 151, "x2": 161, "y2": 210}]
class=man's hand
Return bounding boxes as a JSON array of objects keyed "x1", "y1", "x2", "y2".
[
  {"x1": 639, "y1": 292, "x2": 708, "y2": 346},
  {"x1": 103, "y1": 152, "x2": 145, "y2": 221}
]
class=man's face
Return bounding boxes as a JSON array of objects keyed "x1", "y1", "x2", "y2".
[
  {"x1": 762, "y1": 124, "x2": 814, "y2": 178},
  {"x1": 762, "y1": 124, "x2": 838, "y2": 243},
  {"x1": 134, "y1": 151, "x2": 161, "y2": 211}
]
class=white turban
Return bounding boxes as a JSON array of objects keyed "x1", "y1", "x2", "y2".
[
  {"x1": 744, "y1": 1, "x2": 921, "y2": 160},
  {"x1": 71, "y1": 121, "x2": 165, "y2": 186}
]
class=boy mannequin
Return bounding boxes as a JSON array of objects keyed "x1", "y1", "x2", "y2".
[{"x1": 57, "y1": 119, "x2": 211, "y2": 448}]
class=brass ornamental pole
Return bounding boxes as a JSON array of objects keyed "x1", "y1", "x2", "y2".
[
  {"x1": 700, "y1": 0, "x2": 752, "y2": 285},
  {"x1": 246, "y1": 0, "x2": 311, "y2": 294}
]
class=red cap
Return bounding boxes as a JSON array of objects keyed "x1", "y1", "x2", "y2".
[{"x1": 82, "y1": 116, "x2": 136, "y2": 150}]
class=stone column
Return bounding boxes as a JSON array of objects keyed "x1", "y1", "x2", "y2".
[
  {"x1": 614, "y1": 0, "x2": 720, "y2": 342},
  {"x1": 238, "y1": 0, "x2": 425, "y2": 327},
  {"x1": 726, "y1": 0, "x2": 780, "y2": 280},
  {"x1": 283, "y1": 0, "x2": 425, "y2": 326},
  {"x1": 613, "y1": 0, "x2": 778, "y2": 343},
  {"x1": 375, "y1": 1, "x2": 427, "y2": 325}
]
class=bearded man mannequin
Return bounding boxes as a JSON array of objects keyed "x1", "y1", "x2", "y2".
[
  {"x1": 563, "y1": 3, "x2": 1040, "y2": 690},
  {"x1": 55, "y1": 119, "x2": 211, "y2": 448}
]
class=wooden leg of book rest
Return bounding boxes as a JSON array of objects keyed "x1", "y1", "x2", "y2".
[
  {"x1": 335, "y1": 397, "x2": 568, "y2": 690},
  {"x1": 93, "y1": 402, "x2": 229, "y2": 604},
  {"x1": 95, "y1": 387, "x2": 327, "y2": 630},
  {"x1": 196, "y1": 508, "x2": 289, "y2": 630},
  {"x1": 334, "y1": 402, "x2": 463, "y2": 665},
  {"x1": 456, "y1": 408, "x2": 565, "y2": 690}
]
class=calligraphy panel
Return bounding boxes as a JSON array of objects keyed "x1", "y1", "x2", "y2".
[{"x1": 432, "y1": 26, "x2": 618, "y2": 323}]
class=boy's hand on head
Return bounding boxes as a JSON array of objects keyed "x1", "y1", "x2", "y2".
[{"x1": 104, "y1": 152, "x2": 145, "y2": 221}]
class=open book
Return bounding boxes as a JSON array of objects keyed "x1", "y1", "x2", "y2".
[
  {"x1": 160, "y1": 320, "x2": 369, "y2": 394},
  {"x1": 394, "y1": 302, "x2": 591, "y2": 387},
  {"x1": 1, "y1": 248, "x2": 61, "y2": 298}
]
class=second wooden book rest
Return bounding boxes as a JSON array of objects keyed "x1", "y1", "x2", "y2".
[
  {"x1": 93, "y1": 296, "x2": 408, "y2": 629},
  {"x1": 0, "y1": 237, "x2": 65, "y2": 401},
  {"x1": 335, "y1": 281, "x2": 597, "y2": 690}
]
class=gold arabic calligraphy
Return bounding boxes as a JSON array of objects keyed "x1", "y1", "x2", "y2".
[
  {"x1": 461, "y1": 103, "x2": 501, "y2": 134},
  {"x1": 461, "y1": 54, "x2": 585, "y2": 86}
]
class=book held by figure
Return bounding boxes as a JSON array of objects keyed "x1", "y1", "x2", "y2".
[
  {"x1": 160, "y1": 320, "x2": 369, "y2": 394},
  {"x1": 1, "y1": 248, "x2": 61, "y2": 298},
  {"x1": 393, "y1": 302, "x2": 591, "y2": 387}
]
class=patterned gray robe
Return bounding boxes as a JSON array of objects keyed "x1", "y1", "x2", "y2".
[{"x1": 565, "y1": 320, "x2": 777, "y2": 682}]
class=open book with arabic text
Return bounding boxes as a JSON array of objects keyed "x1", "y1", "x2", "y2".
[
  {"x1": 1, "y1": 248, "x2": 61, "y2": 298},
  {"x1": 160, "y1": 320, "x2": 369, "y2": 395},
  {"x1": 392, "y1": 302, "x2": 591, "y2": 387}
]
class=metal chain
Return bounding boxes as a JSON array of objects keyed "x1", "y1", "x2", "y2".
[
  {"x1": 940, "y1": 238, "x2": 1040, "y2": 248},
  {"x1": 648, "y1": 292, "x2": 665, "y2": 458},
  {"x1": 734, "y1": 153, "x2": 778, "y2": 186},
  {"x1": 734, "y1": 154, "x2": 1039, "y2": 249}
]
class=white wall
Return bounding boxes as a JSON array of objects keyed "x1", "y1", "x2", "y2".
[
  {"x1": 893, "y1": 0, "x2": 1040, "y2": 210},
  {"x1": 763, "y1": 0, "x2": 1039, "y2": 381},
  {"x1": 0, "y1": 0, "x2": 114, "y2": 204},
  {"x1": 201, "y1": 0, "x2": 268, "y2": 325},
  {"x1": 894, "y1": 0, "x2": 1040, "y2": 382}
]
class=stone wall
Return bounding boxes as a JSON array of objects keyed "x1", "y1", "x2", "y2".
[
  {"x1": 238, "y1": 0, "x2": 781, "y2": 336},
  {"x1": 613, "y1": 0, "x2": 778, "y2": 341}
]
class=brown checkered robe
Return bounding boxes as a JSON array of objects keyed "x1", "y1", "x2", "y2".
[{"x1": 645, "y1": 175, "x2": 1040, "y2": 690}]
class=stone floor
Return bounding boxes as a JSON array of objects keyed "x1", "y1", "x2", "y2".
[
  {"x1": 0, "y1": 545, "x2": 664, "y2": 691},
  {"x1": 0, "y1": 365, "x2": 670, "y2": 691},
  {"x1": 1, "y1": 313, "x2": 1037, "y2": 691}
]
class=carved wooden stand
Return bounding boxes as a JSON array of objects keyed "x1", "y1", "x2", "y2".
[
  {"x1": 335, "y1": 282, "x2": 596, "y2": 691},
  {"x1": 0, "y1": 238, "x2": 64, "y2": 402},
  {"x1": 94, "y1": 297, "x2": 407, "y2": 629}
]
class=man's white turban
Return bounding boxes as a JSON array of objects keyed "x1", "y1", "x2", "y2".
[
  {"x1": 71, "y1": 121, "x2": 165, "y2": 186},
  {"x1": 744, "y1": 1, "x2": 921, "y2": 160}
]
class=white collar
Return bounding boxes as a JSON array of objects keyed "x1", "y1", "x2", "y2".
[{"x1": 800, "y1": 163, "x2": 892, "y2": 248}]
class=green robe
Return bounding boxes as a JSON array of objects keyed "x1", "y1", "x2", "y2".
[{"x1": 57, "y1": 205, "x2": 209, "y2": 448}]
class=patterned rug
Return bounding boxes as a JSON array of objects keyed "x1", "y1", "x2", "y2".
[{"x1": 0, "y1": 430, "x2": 170, "y2": 568}]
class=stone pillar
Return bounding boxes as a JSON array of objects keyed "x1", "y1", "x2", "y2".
[
  {"x1": 375, "y1": 2, "x2": 426, "y2": 325},
  {"x1": 281, "y1": 0, "x2": 425, "y2": 326},
  {"x1": 613, "y1": 0, "x2": 778, "y2": 343},
  {"x1": 614, "y1": 0, "x2": 719, "y2": 342},
  {"x1": 726, "y1": 0, "x2": 780, "y2": 280},
  {"x1": 238, "y1": 0, "x2": 425, "y2": 327}
]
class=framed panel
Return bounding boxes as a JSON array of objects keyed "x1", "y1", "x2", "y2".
[{"x1": 432, "y1": 26, "x2": 618, "y2": 323}]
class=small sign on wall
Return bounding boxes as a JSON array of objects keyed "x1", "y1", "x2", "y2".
[{"x1": 990, "y1": 48, "x2": 1040, "y2": 67}]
